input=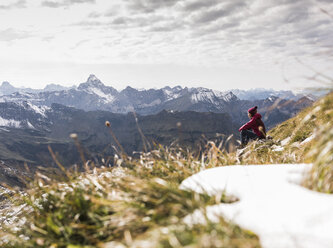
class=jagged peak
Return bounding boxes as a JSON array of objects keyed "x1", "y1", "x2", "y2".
[
  {"x1": 222, "y1": 91, "x2": 238, "y2": 101},
  {"x1": 124, "y1": 86, "x2": 136, "y2": 91},
  {"x1": 87, "y1": 74, "x2": 100, "y2": 83},
  {"x1": 78, "y1": 74, "x2": 105, "y2": 90},
  {"x1": 1, "y1": 81, "x2": 15, "y2": 88}
]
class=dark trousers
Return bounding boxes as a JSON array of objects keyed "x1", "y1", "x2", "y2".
[{"x1": 240, "y1": 129, "x2": 258, "y2": 145}]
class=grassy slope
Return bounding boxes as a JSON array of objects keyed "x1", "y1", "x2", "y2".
[
  {"x1": 1, "y1": 147, "x2": 260, "y2": 248},
  {"x1": 233, "y1": 92, "x2": 333, "y2": 165},
  {"x1": 269, "y1": 91, "x2": 333, "y2": 156},
  {"x1": 1, "y1": 92, "x2": 332, "y2": 247},
  {"x1": 264, "y1": 91, "x2": 333, "y2": 192}
]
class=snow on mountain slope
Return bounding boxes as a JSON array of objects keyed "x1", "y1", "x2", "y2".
[
  {"x1": 231, "y1": 88, "x2": 321, "y2": 101},
  {"x1": 77, "y1": 74, "x2": 118, "y2": 104},
  {"x1": 0, "y1": 75, "x2": 314, "y2": 128},
  {"x1": 0, "y1": 116, "x2": 21, "y2": 128},
  {"x1": 85, "y1": 87, "x2": 115, "y2": 103},
  {"x1": 24, "y1": 102, "x2": 50, "y2": 118},
  {"x1": 162, "y1": 86, "x2": 183, "y2": 101},
  {"x1": 181, "y1": 164, "x2": 333, "y2": 248},
  {"x1": 190, "y1": 88, "x2": 237, "y2": 104},
  {"x1": 0, "y1": 102, "x2": 51, "y2": 129},
  {"x1": 214, "y1": 91, "x2": 238, "y2": 102}
]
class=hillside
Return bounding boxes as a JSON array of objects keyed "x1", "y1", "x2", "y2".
[
  {"x1": 269, "y1": 91, "x2": 333, "y2": 193},
  {"x1": 0, "y1": 92, "x2": 332, "y2": 248},
  {"x1": 234, "y1": 91, "x2": 333, "y2": 192},
  {"x1": 0, "y1": 103, "x2": 238, "y2": 188},
  {"x1": 269, "y1": 92, "x2": 333, "y2": 149}
]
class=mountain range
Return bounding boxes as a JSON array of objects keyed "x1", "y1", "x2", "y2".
[
  {"x1": 0, "y1": 75, "x2": 316, "y2": 126},
  {"x1": 0, "y1": 74, "x2": 318, "y2": 174},
  {"x1": 0, "y1": 75, "x2": 321, "y2": 101}
]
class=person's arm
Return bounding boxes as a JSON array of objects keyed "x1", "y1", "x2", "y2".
[
  {"x1": 256, "y1": 119, "x2": 266, "y2": 138},
  {"x1": 239, "y1": 118, "x2": 255, "y2": 132}
]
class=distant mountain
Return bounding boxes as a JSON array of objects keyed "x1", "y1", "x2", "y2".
[
  {"x1": 231, "y1": 88, "x2": 319, "y2": 101},
  {"x1": 43, "y1": 84, "x2": 73, "y2": 92},
  {"x1": 0, "y1": 82, "x2": 18, "y2": 96},
  {"x1": 0, "y1": 75, "x2": 241, "y2": 114},
  {"x1": 0, "y1": 81, "x2": 72, "y2": 96},
  {"x1": 0, "y1": 75, "x2": 315, "y2": 130},
  {"x1": 250, "y1": 96, "x2": 314, "y2": 129}
]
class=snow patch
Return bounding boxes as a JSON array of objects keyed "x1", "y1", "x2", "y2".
[
  {"x1": 181, "y1": 164, "x2": 333, "y2": 248},
  {"x1": 163, "y1": 89, "x2": 181, "y2": 101},
  {"x1": 139, "y1": 99, "x2": 162, "y2": 108},
  {"x1": 303, "y1": 113, "x2": 312, "y2": 122},
  {"x1": 213, "y1": 91, "x2": 236, "y2": 102},
  {"x1": 87, "y1": 87, "x2": 115, "y2": 103},
  {"x1": 271, "y1": 145, "x2": 284, "y2": 152},
  {"x1": 0, "y1": 117, "x2": 21, "y2": 128},
  {"x1": 191, "y1": 89, "x2": 216, "y2": 104},
  {"x1": 26, "y1": 102, "x2": 50, "y2": 117},
  {"x1": 300, "y1": 134, "x2": 315, "y2": 145},
  {"x1": 190, "y1": 89, "x2": 235, "y2": 104},
  {"x1": 27, "y1": 121, "x2": 35, "y2": 129},
  {"x1": 281, "y1": 137, "x2": 291, "y2": 146}
]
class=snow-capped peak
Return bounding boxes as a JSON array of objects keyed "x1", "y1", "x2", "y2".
[
  {"x1": 74, "y1": 75, "x2": 117, "y2": 103},
  {"x1": 190, "y1": 88, "x2": 238, "y2": 104},
  {"x1": 87, "y1": 74, "x2": 101, "y2": 84},
  {"x1": 214, "y1": 91, "x2": 238, "y2": 102},
  {"x1": 1, "y1": 81, "x2": 13, "y2": 87},
  {"x1": 78, "y1": 74, "x2": 105, "y2": 91}
]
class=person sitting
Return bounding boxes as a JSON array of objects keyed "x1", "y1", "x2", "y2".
[{"x1": 238, "y1": 106, "x2": 266, "y2": 147}]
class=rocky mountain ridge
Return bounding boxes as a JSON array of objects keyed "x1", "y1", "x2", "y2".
[
  {"x1": 1, "y1": 75, "x2": 320, "y2": 101},
  {"x1": 0, "y1": 75, "x2": 315, "y2": 127}
]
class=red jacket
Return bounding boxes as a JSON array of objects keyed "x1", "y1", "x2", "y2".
[{"x1": 239, "y1": 113, "x2": 266, "y2": 138}]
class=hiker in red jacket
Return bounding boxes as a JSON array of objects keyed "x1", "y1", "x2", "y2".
[{"x1": 239, "y1": 106, "x2": 266, "y2": 146}]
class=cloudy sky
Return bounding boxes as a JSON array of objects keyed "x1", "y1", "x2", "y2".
[{"x1": 0, "y1": 0, "x2": 332, "y2": 91}]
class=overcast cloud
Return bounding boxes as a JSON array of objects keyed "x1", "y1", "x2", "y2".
[
  {"x1": 0, "y1": 0, "x2": 332, "y2": 90},
  {"x1": 0, "y1": 0, "x2": 26, "y2": 9},
  {"x1": 41, "y1": 0, "x2": 95, "y2": 8}
]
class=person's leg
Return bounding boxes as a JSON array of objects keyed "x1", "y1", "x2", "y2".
[
  {"x1": 240, "y1": 130, "x2": 249, "y2": 145},
  {"x1": 240, "y1": 130, "x2": 257, "y2": 145}
]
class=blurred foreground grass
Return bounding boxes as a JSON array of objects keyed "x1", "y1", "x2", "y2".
[{"x1": 0, "y1": 146, "x2": 260, "y2": 248}]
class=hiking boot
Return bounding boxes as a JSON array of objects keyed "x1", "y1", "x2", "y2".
[{"x1": 236, "y1": 144, "x2": 246, "y2": 149}]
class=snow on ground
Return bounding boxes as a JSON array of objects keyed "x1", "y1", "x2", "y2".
[
  {"x1": 271, "y1": 145, "x2": 284, "y2": 152},
  {"x1": 281, "y1": 137, "x2": 291, "y2": 146},
  {"x1": 180, "y1": 164, "x2": 333, "y2": 248},
  {"x1": 300, "y1": 134, "x2": 315, "y2": 145}
]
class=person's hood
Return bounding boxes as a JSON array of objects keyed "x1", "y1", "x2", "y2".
[{"x1": 252, "y1": 113, "x2": 262, "y2": 120}]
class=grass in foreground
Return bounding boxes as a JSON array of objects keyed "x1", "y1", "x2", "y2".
[
  {"x1": 303, "y1": 123, "x2": 333, "y2": 193},
  {"x1": 1, "y1": 146, "x2": 260, "y2": 248}
]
